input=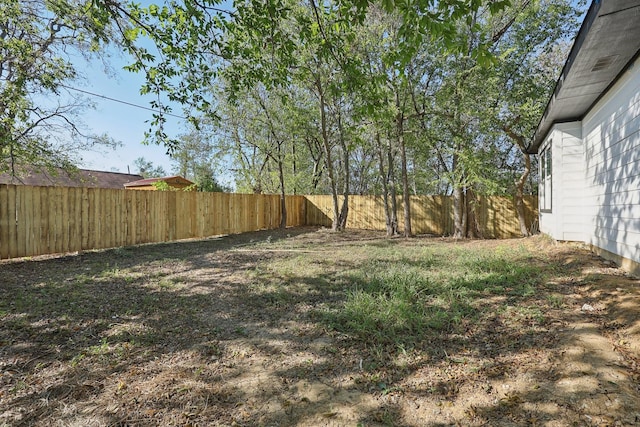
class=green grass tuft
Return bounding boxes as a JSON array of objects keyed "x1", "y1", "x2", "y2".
[{"x1": 320, "y1": 242, "x2": 544, "y2": 347}]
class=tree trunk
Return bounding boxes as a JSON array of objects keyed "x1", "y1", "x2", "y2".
[
  {"x1": 461, "y1": 187, "x2": 468, "y2": 237},
  {"x1": 254, "y1": 93, "x2": 287, "y2": 229},
  {"x1": 337, "y1": 102, "x2": 349, "y2": 230},
  {"x1": 452, "y1": 150, "x2": 466, "y2": 238},
  {"x1": 387, "y1": 139, "x2": 399, "y2": 235},
  {"x1": 397, "y1": 111, "x2": 412, "y2": 237},
  {"x1": 376, "y1": 132, "x2": 392, "y2": 236},
  {"x1": 376, "y1": 131, "x2": 398, "y2": 236},
  {"x1": 305, "y1": 137, "x2": 324, "y2": 190},
  {"x1": 453, "y1": 185, "x2": 465, "y2": 238},
  {"x1": 277, "y1": 147, "x2": 287, "y2": 229},
  {"x1": 338, "y1": 194, "x2": 349, "y2": 230},
  {"x1": 503, "y1": 123, "x2": 532, "y2": 237},
  {"x1": 291, "y1": 142, "x2": 297, "y2": 195},
  {"x1": 466, "y1": 188, "x2": 482, "y2": 238},
  {"x1": 316, "y1": 78, "x2": 340, "y2": 231}
]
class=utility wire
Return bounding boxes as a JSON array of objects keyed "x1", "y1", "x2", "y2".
[{"x1": 59, "y1": 84, "x2": 188, "y2": 120}]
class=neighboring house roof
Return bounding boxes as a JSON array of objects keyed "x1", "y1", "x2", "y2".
[
  {"x1": 0, "y1": 167, "x2": 144, "y2": 189},
  {"x1": 529, "y1": 0, "x2": 640, "y2": 153},
  {"x1": 123, "y1": 175, "x2": 194, "y2": 188}
]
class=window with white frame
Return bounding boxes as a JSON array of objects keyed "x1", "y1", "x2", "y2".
[{"x1": 540, "y1": 145, "x2": 552, "y2": 212}]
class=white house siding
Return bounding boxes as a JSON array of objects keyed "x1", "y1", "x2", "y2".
[
  {"x1": 582, "y1": 60, "x2": 640, "y2": 266},
  {"x1": 557, "y1": 123, "x2": 586, "y2": 242},
  {"x1": 538, "y1": 123, "x2": 585, "y2": 241}
]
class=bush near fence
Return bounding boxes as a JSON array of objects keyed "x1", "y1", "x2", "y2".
[{"x1": 0, "y1": 185, "x2": 537, "y2": 259}]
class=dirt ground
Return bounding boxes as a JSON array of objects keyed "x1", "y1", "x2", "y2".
[{"x1": 1, "y1": 228, "x2": 639, "y2": 426}]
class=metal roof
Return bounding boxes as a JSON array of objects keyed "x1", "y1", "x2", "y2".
[{"x1": 528, "y1": 0, "x2": 640, "y2": 154}]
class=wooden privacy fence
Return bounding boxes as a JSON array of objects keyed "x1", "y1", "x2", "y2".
[
  {"x1": 0, "y1": 185, "x2": 537, "y2": 259},
  {"x1": 305, "y1": 195, "x2": 538, "y2": 239},
  {"x1": 0, "y1": 185, "x2": 305, "y2": 259}
]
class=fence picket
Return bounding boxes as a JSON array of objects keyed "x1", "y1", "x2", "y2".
[{"x1": 0, "y1": 186, "x2": 536, "y2": 259}]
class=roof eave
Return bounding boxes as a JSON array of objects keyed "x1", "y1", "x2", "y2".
[
  {"x1": 528, "y1": 0, "x2": 640, "y2": 154},
  {"x1": 527, "y1": 1, "x2": 601, "y2": 154}
]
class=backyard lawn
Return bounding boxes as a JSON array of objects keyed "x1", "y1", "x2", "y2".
[{"x1": 1, "y1": 227, "x2": 639, "y2": 426}]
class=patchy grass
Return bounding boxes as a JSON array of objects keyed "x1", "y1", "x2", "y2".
[
  {"x1": 321, "y1": 243, "x2": 543, "y2": 346},
  {"x1": 1, "y1": 228, "x2": 639, "y2": 426}
]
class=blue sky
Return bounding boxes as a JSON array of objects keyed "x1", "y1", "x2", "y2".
[
  {"x1": 72, "y1": 0, "x2": 236, "y2": 177},
  {"x1": 73, "y1": 51, "x2": 185, "y2": 176}
]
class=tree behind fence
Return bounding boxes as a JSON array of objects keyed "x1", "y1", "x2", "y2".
[
  {"x1": 305, "y1": 195, "x2": 538, "y2": 238},
  {"x1": 0, "y1": 185, "x2": 537, "y2": 259}
]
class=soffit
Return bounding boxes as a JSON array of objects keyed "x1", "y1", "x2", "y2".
[{"x1": 529, "y1": 0, "x2": 640, "y2": 153}]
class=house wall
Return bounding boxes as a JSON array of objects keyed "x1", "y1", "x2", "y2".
[
  {"x1": 582, "y1": 58, "x2": 640, "y2": 271},
  {"x1": 541, "y1": 58, "x2": 640, "y2": 274},
  {"x1": 538, "y1": 122, "x2": 584, "y2": 241},
  {"x1": 557, "y1": 123, "x2": 586, "y2": 242},
  {"x1": 538, "y1": 130, "x2": 557, "y2": 237}
]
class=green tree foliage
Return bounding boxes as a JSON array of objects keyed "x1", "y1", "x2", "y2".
[
  {"x1": 191, "y1": 0, "x2": 579, "y2": 235},
  {"x1": 108, "y1": 0, "x2": 512, "y2": 146},
  {"x1": 0, "y1": 0, "x2": 120, "y2": 175},
  {"x1": 151, "y1": 180, "x2": 197, "y2": 191},
  {"x1": 404, "y1": 0, "x2": 582, "y2": 237},
  {"x1": 171, "y1": 129, "x2": 229, "y2": 192},
  {"x1": 482, "y1": 0, "x2": 582, "y2": 235},
  {"x1": 2, "y1": 0, "x2": 583, "y2": 238},
  {"x1": 134, "y1": 157, "x2": 166, "y2": 178},
  {"x1": 218, "y1": 82, "x2": 327, "y2": 195}
]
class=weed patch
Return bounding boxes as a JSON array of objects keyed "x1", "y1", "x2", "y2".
[{"x1": 319, "y1": 243, "x2": 544, "y2": 349}]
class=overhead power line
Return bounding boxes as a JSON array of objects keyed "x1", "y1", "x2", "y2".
[{"x1": 59, "y1": 84, "x2": 188, "y2": 120}]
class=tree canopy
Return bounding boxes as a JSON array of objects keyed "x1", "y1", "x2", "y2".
[
  {"x1": 0, "y1": 0, "x2": 121, "y2": 174},
  {"x1": 2, "y1": 0, "x2": 585, "y2": 235}
]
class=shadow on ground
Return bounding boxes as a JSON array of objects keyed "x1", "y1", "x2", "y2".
[{"x1": 1, "y1": 229, "x2": 639, "y2": 426}]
